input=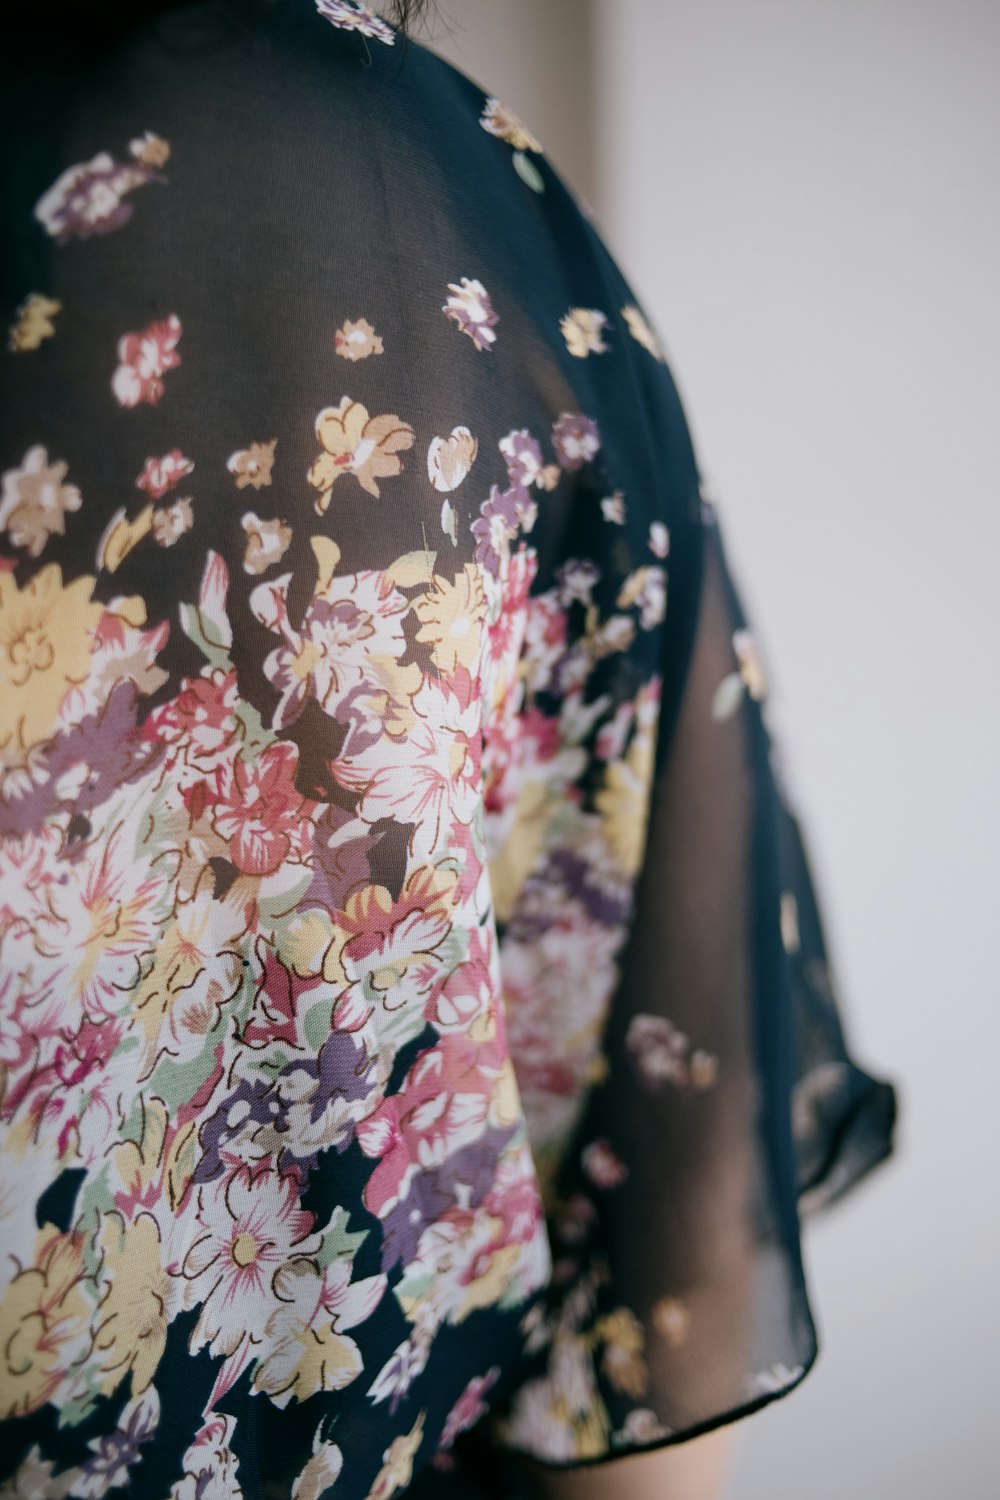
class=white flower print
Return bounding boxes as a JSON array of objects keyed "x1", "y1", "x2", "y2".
[{"x1": 315, "y1": 0, "x2": 396, "y2": 44}]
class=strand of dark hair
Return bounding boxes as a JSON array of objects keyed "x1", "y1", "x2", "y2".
[{"x1": 383, "y1": 0, "x2": 435, "y2": 35}]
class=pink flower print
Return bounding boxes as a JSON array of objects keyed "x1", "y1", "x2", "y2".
[
  {"x1": 356, "y1": 1037, "x2": 494, "y2": 1217},
  {"x1": 136, "y1": 449, "x2": 194, "y2": 500},
  {"x1": 551, "y1": 410, "x2": 600, "y2": 470},
  {"x1": 435, "y1": 1368, "x2": 501, "y2": 1462},
  {"x1": 149, "y1": 667, "x2": 241, "y2": 770},
  {"x1": 442, "y1": 277, "x2": 499, "y2": 351},
  {"x1": 581, "y1": 1136, "x2": 629, "y2": 1189},
  {"x1": 112, "y1": 314, "x2": 182, "y2": 407},
  {"x1": 210, "y1": 741, "x2": 308, "y2": 876}
]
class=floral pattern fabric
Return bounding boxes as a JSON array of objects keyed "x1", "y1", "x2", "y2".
[{"x1": 0, "y1": 2, "x2": 898, "y2": 1497}]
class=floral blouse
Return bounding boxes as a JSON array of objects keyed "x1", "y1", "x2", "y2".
[{"x1": 0, "y1": 2, "x2": 898, "y2": 1497}]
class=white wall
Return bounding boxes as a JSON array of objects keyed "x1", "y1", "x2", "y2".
[
  {"x1": 591, "y1": 4, "x2": 998, "y2": 1496},
  {"x1": 427, "y1": 2, "x2": 998, "y2": 1494}
]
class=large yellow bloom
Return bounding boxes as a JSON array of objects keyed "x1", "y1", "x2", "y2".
[
  {"x1": 0, "y1": 563, "x2": 102, "y2": 764},
  {"x1": 593, "y1": 726, "x2": 656, "y2": 878},
  {"x1": 0, "y1": 1226, "x2": 91, "y2": 1419},
  {"x1": 93, "y1": 1212, "x2": 169, "y2": 1396}
]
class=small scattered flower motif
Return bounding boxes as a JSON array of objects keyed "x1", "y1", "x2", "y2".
[
  {"x1": 780, "y1": 890, "x2": 801, "y2": 954},
  {"x1": 498, "y1": 428, "x2": 558, "y2": 492},
  {"x1": 226, "y1": 438, "x2": 276, "y2": 491},
  {"x1": 309, "y1": 396, "x2": 415, "y2": 510},
  {"x1": 733, "y1": 627, "x2": 767, "y2": 699},
  {"x1": 621, "y1": 302, "x2": 666, "y2": 361},
  {"x1": 0, "y1": 444, "x2": 82, "y2": 557},
  {"x1": 617, "y1": 565, "x2": 666, "y2": 630},
  {"x1": 601, "y1": 489, "x2": 626, "y2": 524},
  {"x1": 241, "y1": 511, "x2": 293, "y2": 575},
  {"x1": 111, "y1": 314, "x2": 182, "y2": 407},
  {"x1": 560, "y1": 307, "x2": 610, "y2": 358},
  {"x1": 581, "y1": 1137, "x2": 629, "y2": 1189},
  {"x1": 151, "y1": 497, "x2": 194, "y2": 547},
  {"x1": 648, "y1": 520, "x2": 670, "y2": 558},
  {"x1": 434, "y1": 1368, "x2": 501, "y2": 1463},
  {"x1": 625, "y1": 1013, "x2": 718, "y2": 1092},
  {"x1": 745, "y1": 1362, "x2": 806, "y2": 1398},
  {"x1": 7, "y1": 293, "x2": 61, "y2": 352},
  {"x1": 427, "y1": 426, "x2": 478, "y2": 492},
  {"x1": 335, "y1": 316, "x2": 384, "y2": 360},
  {"x1": 315, "y1": 0, "x2": 396, "y2": 43},
  {"x1": 479, "y1": 97, "x2": 543, "y2": 153},
  {"x1": 136, "y1": 449, "x2": 194, "y2": 501},
  {"x1": 652, "y1": 1296, "x2": 691, "y2": 1346},
  {"x1": 365, "y1": 1411, "x2": 426, "y2": 1500},
  {"x1": 471, "y1": 483, "x2": 521, "y2": 578},
  {"x1": 615, "y1": 1408, "x2": 671, "y2": 1445},
  {"x1": 551, "y1": 410, "x2": 600, "y2": 470},
  {"x1": 689, "y1": 1050, "x2": 719, "y2": 1090},
  {"x1": 441, "y1": 497, "x2": 458, "y2": 545},
  {"x1": 129, "y1": 131, "x2": 171, "y2": 168},
  {"x1": 596, "y1": 1307, "x2": 647, "y2": 1398},
  {"x1": 442, "y1": 277, "x2": 499, "y2": 351},
  {"x1": 34, "y1": 144, "x2": 166, "y2": 243},
  {"x1": 711, "y1": 626, "x2": 767, "y2": 720}
]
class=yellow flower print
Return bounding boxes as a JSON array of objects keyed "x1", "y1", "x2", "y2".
[
  {"x1": 0, "y1": 565, "x2": 102, "y2": 766},
  {"x1": 93, "y1": 1212, "x2": 169, "y2": 1396},
  {"x1": 560, "y1": 307, "x2": 610, "y2": 359},
  {"x1": 0, "y1": 1226, "x2": 91, "y2": 1419},
  {"x1": 308, "y1": 397, "x2": 415, "y2": 511},
  {"x1": 335, "y1": 316, "x2": 384, "y2": 360},
  {"x1": 595, "y1": 1306, "x2": 648, "y2": 1399},
  {"x1": 7, "y1": 293, "x2": 61, "y2": 352},
  {"x1": 0, "y1": 444, "x2": 82, "y2": 557},
  {"x1": 651, "y1": 1295, "x2": 691, "y2": 1347},
  {"x1": 621, "y1": 302, "x2": 666, "y2": 361},
  {"x1": 128, "y1": 131, "x2": 171, "y2": 168},
  {"x1": 411, "y1": 564, "x2": 486, "y2": 675},
  {"x1": 241, "y1": 511, "x2": 292, "y2": 574},
  {"x1": 364, "y1": 1411, "x2": 426, "y2": 1500},
  {"x1": 593, "y1": 725, "x2": 655, "y2": 878},
  {"x1": 479, "y1": 96, "x2": 543, "y2": 153},
  {"x1": 226, "y1": 438, "x2": 276, "y2": 490}
]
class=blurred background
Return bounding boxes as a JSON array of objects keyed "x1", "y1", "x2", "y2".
[{"x1": 413, "y1": 2, "x2": 998, "y2": 1496}]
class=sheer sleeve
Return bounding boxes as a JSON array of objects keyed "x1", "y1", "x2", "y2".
[{"x1": 483, "y1": 496, "x2": 898, "y2": 1463}]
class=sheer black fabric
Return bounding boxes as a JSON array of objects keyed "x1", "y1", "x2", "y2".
[{"x1": 0, "y1": 2, "x2": 897, "y2": 1496}]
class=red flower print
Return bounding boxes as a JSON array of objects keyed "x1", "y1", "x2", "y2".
[
  {"x1": 211, "y1": 741, "x2": 306, "y2": 876},
  {"x1": 149, "y1": 667, "x2": 240, "y2": 768},
  {"x1": 136, "y1": 449, "x2": 194, "y2": 500},
  {"x1": 112, "y1": 314, "x2": 182, "y2": 407}
]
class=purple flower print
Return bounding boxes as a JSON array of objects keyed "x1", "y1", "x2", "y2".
[
  {"x1": 443, "y1": 277, "x2": 500, "y2": 351},
  {"x1": 471, "y1": 483, "x2": 523, "y2": 576},
  {"x1": 34, "y1": 152, "x2": 164, "y2": 244},
  {"x1": 552, "y1": 410, "x2": 601, "y2": 470}
]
